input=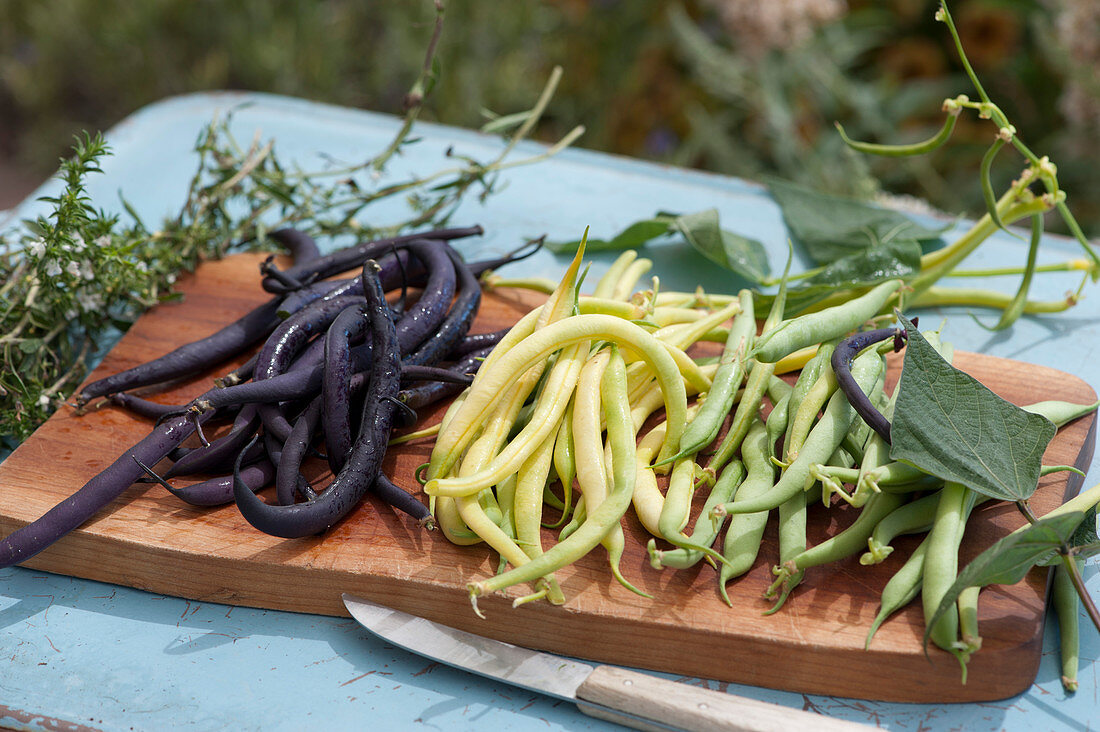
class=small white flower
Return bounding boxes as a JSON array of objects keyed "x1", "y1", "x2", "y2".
[
  {"x1": 27, "y1": 238, "x2": 46, "y2": 258},
  {"x1": 66, "y1": 260, "x2": 82, "y2": 278},
  {"x1": 45, "y1": 260, "x2": 62, "y2": 277},
  {"x1": 135, "y1": 261, "x2": 148, "y2": 273},
  {"x1": 37, "y1": 394, "x2": 52, "y2": 408},
  {"x1": 77, "y1": 289, "x2": 102, "y2": 312},
  {"x1": 82, "y1": 260, "x2": 95, "y2": 280},
  {"x1": 64, "y1": 308, "x2": 77, "y2": 320},
  {"x1": 94, "y1": 235, "x2": 110, "y2": 248},
  {"x1": 166, "y1": 273, "x2": 177, "y2": 284},
  {"x1": 72, "y1": 234, "x2": 86, "y2": 252}
]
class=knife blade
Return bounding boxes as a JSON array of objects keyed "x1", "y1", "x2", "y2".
[{"x1": 342, "y1": 593, "x2": 869, "y2": 732}]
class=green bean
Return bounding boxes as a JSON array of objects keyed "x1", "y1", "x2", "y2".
[
  {"x1": 648, "y1": 460, "x2": 742, "y2": 570},
  {"x1": 768, "y1": 494, "x2": 810, "y2": 615},
  {"x1": 469, "y1": 345, "x2": 638, "y2": 608},
  {"x1": 982, "y1": 214, "x2": 1042, "y2": 331},
  {"x1": 785, "y1": 366, "x2": 838, "y2": 463},
  {"x1": 653, "y1": 459, "x2": 743, "y2": 570},
  {"x1": 767, "y1": 374, "x2": 793, "y2": 403},
  {"x1": 1022, "y1": 398, "x2": 1100, "y2": 427},
  {"x1": 957, "y1": 585, "x2": 982, "y2": 655},
  {"x1": 922, "y1": 481, "x2": 977, "y2": 668},
  {"x1": 781, "y1": 341, "x2": 836, "y2": 465},
  {"x1": 765, "y1": 391, "x2": 791, "y2": 454},
  {"x1": 721, "y1": 348, "x2": 882, "y2": 516},
  {"x1": 675, "y1": 291, "x2": 755, "y2": 457},
  {"x1": 1054, "y1": 556, "x2": 1083, "y2": 693},
  {"x1": 834, "y1": 110, "x2": 958, "y2": 157},
  {"x1": 752, "y1": 279, "x2": 902, "y2": 363},
  {"x1": 862, "y1": 492, "x2": 941, "y2": 565},
  {"x1": 715, "y1": 420, "x2": 775, "y2": 604},
  {"x1": 698, "y1": 261, "x2": 792, "y2": 481},
  {"x1": 767, "y1": 491, "x2": 908, "y2": 609},
  {"x1": 980, "y1": 137, "x2": 1009, "y2": 233},
  {"x1": 866, "y1": 535, "x2": 930, "y2": 649}
]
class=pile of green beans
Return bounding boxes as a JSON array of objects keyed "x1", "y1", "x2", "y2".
[{"x1": 431, "y1": 245, "x2": 1100, "y2": 683}]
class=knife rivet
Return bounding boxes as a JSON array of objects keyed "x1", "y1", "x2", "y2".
[
  {"x1": 699, "y1": 703, "x2": 709, "y2": 710},
  {"x1": 623, "y1": 680, "x2": 633, "y2": 687}
]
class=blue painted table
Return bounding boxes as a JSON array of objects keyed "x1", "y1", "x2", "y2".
[{"x1": 1, "y1": 93, "x2": 1097, "y2": 731}]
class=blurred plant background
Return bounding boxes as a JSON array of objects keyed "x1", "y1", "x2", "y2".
[{"x1": 1, "y1": 0, "x2": 1097, "y2": 234}]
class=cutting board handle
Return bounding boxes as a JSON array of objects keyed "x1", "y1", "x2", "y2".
[{"x1": 576, "y1": 665, "x2": 868, "y2": 732}]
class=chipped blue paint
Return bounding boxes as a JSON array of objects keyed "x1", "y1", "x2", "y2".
[{"x1": 1, "y1": 92, "x2": 1098, "y2": 730}]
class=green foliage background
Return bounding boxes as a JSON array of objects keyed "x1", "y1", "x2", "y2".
[{"x1": 1, "y1": 0, "x2": 1097, "y2": 234}]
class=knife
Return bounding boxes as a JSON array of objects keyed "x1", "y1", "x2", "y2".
[{"x1": 342, "y1": 594, "x2": 869, "y2": 732}]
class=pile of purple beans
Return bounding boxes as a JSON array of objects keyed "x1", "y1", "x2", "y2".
[{"x1": 0, "y1": 225, "x2": 541, "y2": 565}]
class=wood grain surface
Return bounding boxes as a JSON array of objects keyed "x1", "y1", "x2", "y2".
[{"x1": 0, "y1": 253, "x2": 1095, "y2": 703}]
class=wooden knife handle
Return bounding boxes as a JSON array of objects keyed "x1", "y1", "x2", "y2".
[{"x1": 576, "y1": 665, "x2": 869, "y2": 732}]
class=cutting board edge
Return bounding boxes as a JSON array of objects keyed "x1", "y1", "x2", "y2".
[{"x1": 0, "y1": 504, "x2": 1060, "y2": 704}]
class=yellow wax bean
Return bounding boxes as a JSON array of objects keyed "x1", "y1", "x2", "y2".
[
  {"x1": 469, "y1": 346, "x2": 638, "y2": 604},
  {"x1": 594, "y1": 250, "x2": 638, "y2": 298},
  {"x1": 428, "y1": 341, "x2": 589, "y2": 497},
  {"x1": 435, "y1": 496, "x2": 482, "y2": 546},
  {"x1": 426, "y1": 314, "x2": 688, "y2": 484},
  {"x1": 633, "y1": 421, "x2": 669, "y2": 538},
  {"x1": 612, "y1": 257, "x2": 654, "y2": 301}
]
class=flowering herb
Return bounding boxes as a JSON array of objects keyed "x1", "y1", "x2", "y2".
[{"x1": 0, "y1": 3, "x2": 581, "y2": 449}]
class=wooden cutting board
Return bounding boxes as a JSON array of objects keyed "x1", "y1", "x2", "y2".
[{"x1": 0, "y1": 253, "x2": 1095, "y2": 703}]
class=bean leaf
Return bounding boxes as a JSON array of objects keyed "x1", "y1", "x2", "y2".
[
  {"x1": 546, "y1": 217, "x2": 674, "y2": 254},
  {"x1": 766, "y1": 177, "x2": 947, "y2": 264},
  {"x1": 546, "y1": 210, "x2": 770, "y2": 284},
  {"x1": 924, "y1": 511, "x2": 1085, "y2": 650},
  {"x1": 669, "y1": 209, "x2": 770, "y2": 284},
  {"x1": 775, "y1": 239, "x2": 922, "y2": 314},
  {"x1": 890, "y1": 314, "x2": 1056, "y2": 502},
  {"x1": 1040, "y1": 503, "x2": 1100, "y2": 565}
]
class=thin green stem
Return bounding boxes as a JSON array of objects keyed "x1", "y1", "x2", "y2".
[
  {"x1": 1061, "y1": 552, "x2": 1100, "y2": 636},
  {"x1": 911, "y1": 196, "x2": 1052, "y2": 298},
  {"x1": 370, "y1": 1, "x2": 445, "y2": 173},
  {"x1": 946, "y1": 260, "x2": 1094, "y2": 278},
  {"x1": 909, "y1": 285, "x2": 1080, "y2": 314},
  {"x1": 938, "y1": 2, "x2": 991, "y2": 104}
]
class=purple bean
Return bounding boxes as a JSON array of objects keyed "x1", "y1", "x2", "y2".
[
  {"x1": 262, "y1": 225, "x2": 483, "y2": 294},
  {"x1": 372, "y1": 473, "x2": 433, "y2": 527},
  {"x1": 0, "y1": 412, "x2": 204, "y2": 567},
  {"x1": 399, "y1": 365, "x2": 474, "y2": 386},
  {"x1": 402, "y1": 244, "x2": 481, "y2": 367},
  {"x1": 106, "y1": 392, "x2": 188, "y2": 420},
  {"x1": 75, "y1": 298, "x2": 286, "y2": 405},
  {"x1": 164, "y1": 405, "x2": 261, "y2": 478},
  {"x1": 448, "y1": 328, "x2": 507, "y2": 357},
  {"x1": 322, "y1": 303, "x2": 368, "y2": 474},
  {"x1": 233, "y1": 261, "x2": 401, "y2": 538},
  {"x1": 275, "y1": 396, "x2": 324, "y2": 506},
  {"x1": 268, "y1": 228, "x2": 322, "y2": 266},
  {"x1": 398, "y1": 347, "x2": 490, "y2": 411},
  {"x1": 832, "y1": 326, "x2": 907, "y2": 443},
  {"x1": 164, "y1": 460, "x2": 276, "y2": 507}
]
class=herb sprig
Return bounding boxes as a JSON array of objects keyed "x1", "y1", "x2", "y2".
[{"x1": 0, "y1": 3, "x2": 582, "y2": 449}]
